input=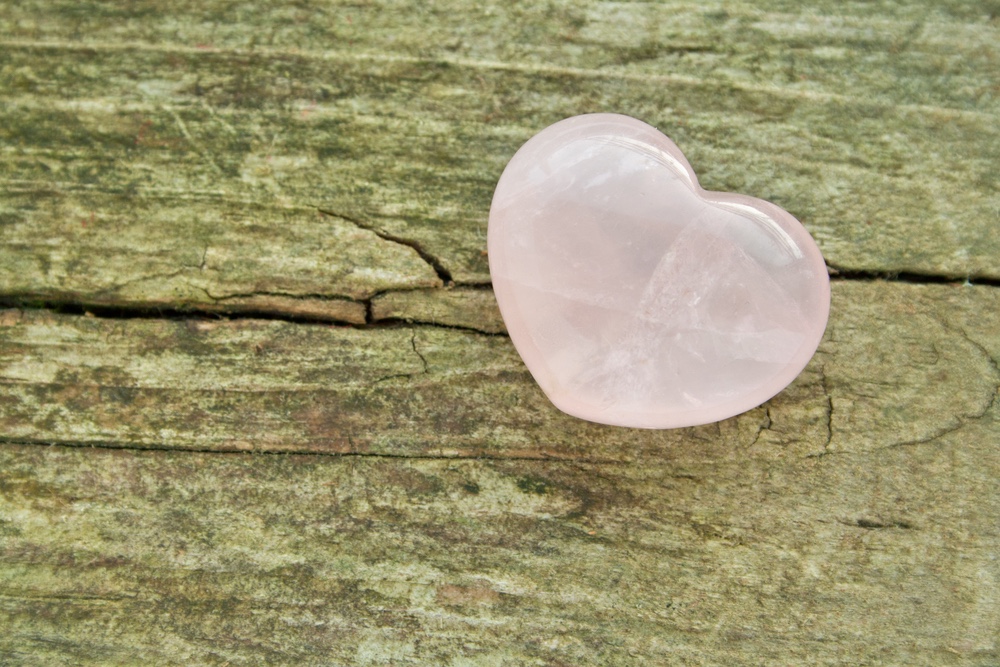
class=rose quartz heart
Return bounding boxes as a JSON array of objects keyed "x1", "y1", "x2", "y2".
[{"x1": 488, "y1": 114, "x2": 830, "y2": 429}]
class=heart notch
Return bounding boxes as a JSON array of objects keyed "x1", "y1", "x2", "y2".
[{"x1": 488, "y1": 113, "x2": 830, "y2": 429}]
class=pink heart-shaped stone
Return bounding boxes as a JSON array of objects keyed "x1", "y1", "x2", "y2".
[{"x1": 488, "y1": 114, "x2": 830, "y2": 429}]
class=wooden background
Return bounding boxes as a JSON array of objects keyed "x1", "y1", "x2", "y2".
[{"x1": 1, "y1": 1, "x2": 998, "y2": 664}]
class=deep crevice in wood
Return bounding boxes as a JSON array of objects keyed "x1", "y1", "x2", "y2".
[
  {"x1": 0, "y1": 296, "x2": 506, "y2": 336},
  {"x1": 827, "y1": 265, "x2": 1000, "y2": 287},
  {"x1": 0, "y1": 296, "x2": 365, "y2": 327}
]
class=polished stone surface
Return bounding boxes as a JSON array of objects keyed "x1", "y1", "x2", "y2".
[{"x1": 488, "y1": 114, "x2": 830, "y2": 428}]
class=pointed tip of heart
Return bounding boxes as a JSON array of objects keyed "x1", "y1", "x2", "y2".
[{"x1": 489, "y1": 113, "x2": 830, "y2": 429}]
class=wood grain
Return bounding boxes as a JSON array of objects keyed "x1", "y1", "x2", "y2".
[
  {"x1": 2, "y1": 1, "x2": 999, "y2": 664},
  {"x1": 1, "y1": 414, "x2": 998, "y2": 664}
]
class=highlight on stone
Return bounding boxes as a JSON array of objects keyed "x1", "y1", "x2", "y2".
[{"x1": 488, "y1": 113, "x2": 830, "y2": 429}]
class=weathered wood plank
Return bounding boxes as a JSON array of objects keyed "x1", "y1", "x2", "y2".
[
  {"x1": 2, "y1": 3, "x2": 999, "y2": 664},
  {"x1": 1, "y1": 0, "x2": 998, "y2": 321},
  {"x1": 1, "y1": 418, "x2": 997, "y2": 664},
  {"x1": 1, "y1": 282, "x2": 997, "y2": 461}
]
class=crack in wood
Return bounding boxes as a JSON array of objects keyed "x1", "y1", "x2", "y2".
[
  {"x1": 827, "y1": 264, "x2": 1000, "y2": 287},
  {"x1": 819, "y1": 363, "x2": 834, "y2": 455},
  {"x1": 840, "y1": 517, "x2": 916, "y2": 530},
  {"x1": 410, "y1": 329, "x2": 430, "y2": 374},
  {"x1": 886, "y1": 318, "x2": 1000, "y2": 450},
  {"x1": 0, "y1": 437, "x2": 626, "y2": 464},
  {"x1": 316, "y1": 207, "x2": 454, "y2": 285},
  {"x1": 0, "y1": 296, "x2": 504, "y2": 336},
  {"x1": 373, "y1": 331, "x2": 430, "y2": 383},
  {"x1": 747, "y1": 407, "x2": 773, "y2": 448},
  {"x1": 3, "y1": 271, "x2": 997, "y2": 337}
]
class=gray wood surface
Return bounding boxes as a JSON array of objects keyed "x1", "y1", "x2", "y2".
[{"x1": 1, "y1": 1, "x2": 998, "y2": 664}]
